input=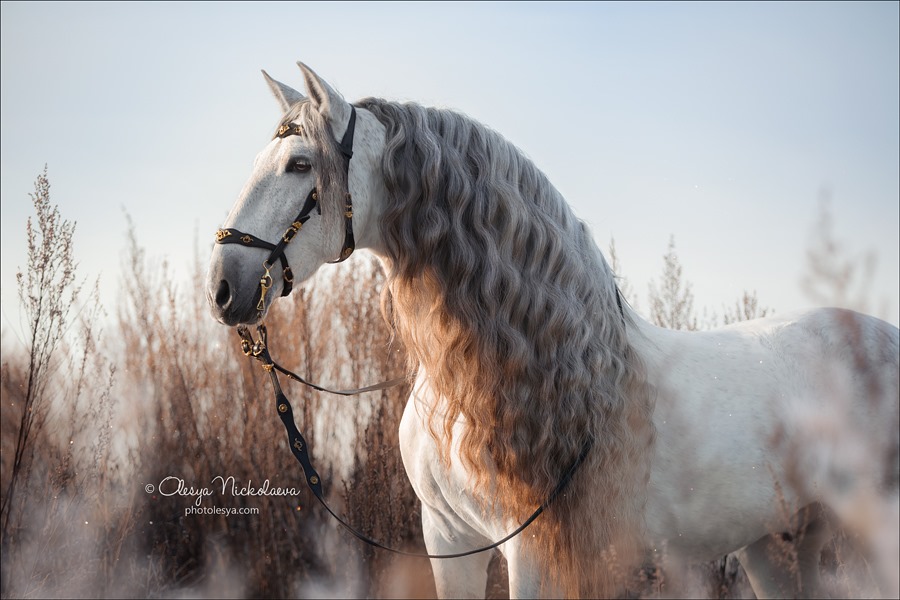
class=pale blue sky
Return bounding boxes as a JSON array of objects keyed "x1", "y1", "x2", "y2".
[{"x1": 2, "y1": 1, "x2": 898, "y2": 338}]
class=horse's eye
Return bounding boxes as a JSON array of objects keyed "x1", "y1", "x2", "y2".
[{"x1": 287, "y1": 159, "x2": 311, "y2": 173}]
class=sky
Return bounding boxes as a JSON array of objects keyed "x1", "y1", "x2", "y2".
[{"x1": 2, "y1": 1, "x2": 898, "y2": 344}]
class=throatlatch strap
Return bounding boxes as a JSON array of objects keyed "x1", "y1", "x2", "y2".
[
  {"x1": 338, "y1": 107, "x2": 356, "y2": 161},
  {"x1": 327, "y1": 106, "x2": 357, "y2": 264},
  {"x1": 237, "y1": 324, "x2": 593, "y2": 559}
]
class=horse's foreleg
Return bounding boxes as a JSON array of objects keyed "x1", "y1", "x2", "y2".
[
  {"x1": 736, "y1": 504, "x2": 831, "y2": 599},
  {"x1": 737, "y1": 533, "x2": 804, "y2": 599},
  {"x1": 422, "y1": 505, "x2": 493, "y2": 599},
  {"x1": 501, "y1": 535, "x2": 560, "y2": 599}
]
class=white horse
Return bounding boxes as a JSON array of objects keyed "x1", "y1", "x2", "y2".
[{"x1": 207, "y1": 62, "x2": 900, "y2": 598}]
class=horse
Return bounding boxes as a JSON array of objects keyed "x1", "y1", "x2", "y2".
[{"x1": 206, "y1": 62, "x2": 900, "y2": 599}]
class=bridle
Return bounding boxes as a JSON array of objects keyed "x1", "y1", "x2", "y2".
[
  {"x1": 214, "y1": 105, "x2": 595, "y2": 560},
  {"x1": 215, "y1": 107, "x2": 358, "y2": 316}
]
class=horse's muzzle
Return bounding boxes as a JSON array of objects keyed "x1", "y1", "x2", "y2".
[{"x1": 206, "y1": 257, "x2": 268, "y2": 326}]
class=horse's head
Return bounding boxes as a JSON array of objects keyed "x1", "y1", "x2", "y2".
[{"x1": 207, "y1": 63, "x2": 386, "y2": 325}]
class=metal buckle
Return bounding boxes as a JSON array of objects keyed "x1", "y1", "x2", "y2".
[
  {"x1": 282, "y1": 222, "x2": 301, "y2": 243},
  {"x1": 257, "y1": 263, "x2": 273, "y2": 313}
]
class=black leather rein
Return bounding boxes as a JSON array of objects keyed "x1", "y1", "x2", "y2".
[{"x1": 237, "y1": 323, "x2": 594, "y2": 559}]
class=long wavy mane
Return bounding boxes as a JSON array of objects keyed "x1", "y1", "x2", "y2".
[{"x1": 357, "y1": 97, "x2": 656, "y2": 596}]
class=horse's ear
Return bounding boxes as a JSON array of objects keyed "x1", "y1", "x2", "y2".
[
  {"x1": 297, "y1": 62, "x2": 352, "y2": 137},
  {"x1": 262, "y1": 70, "x2": 305, "y2": 113}
]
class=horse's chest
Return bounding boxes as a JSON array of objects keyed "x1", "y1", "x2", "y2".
[{"x1": 398, "y1": 386, "x2": 498, "y2": 539}]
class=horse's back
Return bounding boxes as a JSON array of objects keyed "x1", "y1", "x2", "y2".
[
  {"x1": 772, "y1": 307, "x2": 899, "y2": 362},
  {"x1": 716, "y1": 307, "x2": 898, "y2": 403}
]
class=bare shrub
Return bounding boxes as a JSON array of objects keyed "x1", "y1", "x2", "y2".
[
  {"x1": 0, "y1": 168, "x2": 124, "y2": 599},
  {"x1": 2, "y1": 166, "x2": 81, "y2": 545},
  {"x1": 721, "y1": 290, "x2": 771, "y2": 326},
  {"x1": 648, "y1": 235, "x2": 699, "y2": 331},
  {"x1": 802, "y1": 195, "x2": 880, "y2": 316}
]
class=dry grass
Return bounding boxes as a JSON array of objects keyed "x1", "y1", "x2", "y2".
[
  {"x1": 1, "y1": 182, "x2": 896, "y2": 598},
  {"x1": 1, "y1": 210, "x2": 430, "y2": 598}
]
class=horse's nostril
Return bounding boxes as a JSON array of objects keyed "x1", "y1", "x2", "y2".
[{"x1": 215, "y1": 279, "x2": 232, "y2": 309}]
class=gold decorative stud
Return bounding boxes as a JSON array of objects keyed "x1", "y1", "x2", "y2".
[
  {"x1": 215, "y1": 229, "x2": 231, "y2": 242},
  {"x1": 309, "y1": 475, "x2": 319, "y2": 485},
  {"x1": 278, "y1": 404, "x2": 288, "y2": 413}
]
